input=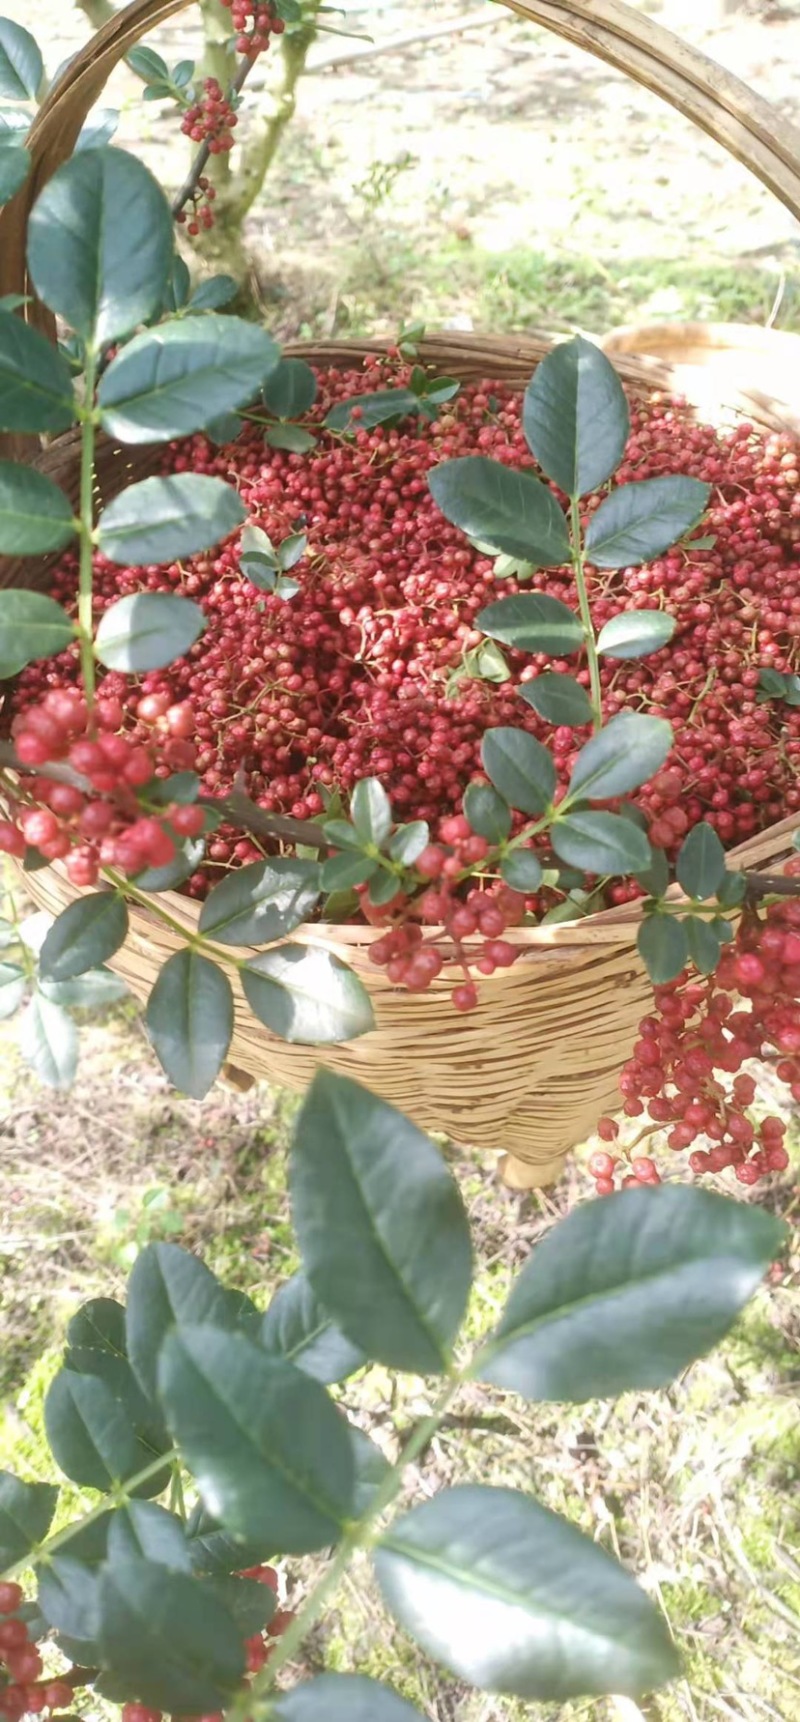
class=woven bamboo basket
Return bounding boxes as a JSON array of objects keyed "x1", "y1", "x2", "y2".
[
  {"x1": 1, "y1": 0, "x2": 800, "y2": 1187},
  {"x1": 602, "y1": 322, "x2": 800, "y2": 438}
]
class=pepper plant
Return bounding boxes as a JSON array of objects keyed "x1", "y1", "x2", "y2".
[{"x1": 0, "y1": 1071, "x2": 787, "y2": 1716}]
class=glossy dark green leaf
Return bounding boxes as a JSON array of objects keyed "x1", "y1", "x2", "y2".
[
  {"x1": 374, "y1": 1484, "x2": 679, "y2": 1700},
  {"x1": 146, "y1": 950, "x2": 233, "y2": 1101},
  {"x1": 0, "y1": 962, "x2": 25, "y2": 1020},
  {"x1": 242, "y1": 944, "x2": 375, "y2": 1044},
  {"x1": 106, "y1": 1503, "x2": 192, "y2": 1571},
  {"x1": 717, "y1": 869, "x2": 747, "y2": 908},
  {"x1": 321, "y1": 819, "x2": 363, "y2": 851},
  {"x1": 676, "y1": 822, "x2": 727, "y2": 901},
  {"x1": 464, "y1": 781, "x2": 511, "y2": 844},
  {"x1": 265, "y1": 422, "x2": 317, "y2": 453},
  {"x1": 39, "y1": 893, "x2": 128, "y2": 983},
  {"x1": 98, "y1": 474, "x2": 246, "y2": 566},
  {"x1": 686, "y1": 914, "x2": 722, "y2": 976},
  {"x1": 98, "y1": 1557, "x2": 244, "y2": 1712},
  {"x1": 75, "y1": 106, "x2": 119, "y2": 152},
  {"x1": 44, "y1": 1369, "x2": 145, "y2": 1490},
  {"x1": 0, "y1": 589, "x2": 75, "y2": 678},
  {"x1": 637, "y1": 913, "x2": 689, "y2": 983},
  {"x1": 0, "y1": 142, "x2": 29, "y2": 204},
  {"x1": 476, "y1": 1186, "x2": 784, "y2": 1402},
  {"x1": 0, "y1": 460, "x2": 74, "y2": 554},
  {"x1": 125, "y1": 44, "x2": 170, "y2": 81},
  {"x1": 158, "y1": 1325, "x2": 355, "y2": 1551},
  {"x1": 552, "y1": 811, "x2": 650, "y2": 875},
  {"x1": 429, "y1": 457, "x2": 570, "y2": 565},
  {"x1": 56, "y1": 1346, "x2": 169, "y2": 1468},
  {"x1": 481, "y1": 727, "x2": 556, "y2": 816},
  {"x1": 67, "y1": 1297, "x2": 127, "y2": 1357},
  {"x1": 290, "y1": 1070, "x2": 472, "y2": 1374},
  {"x1": 263, "y1": 356, "x2": 317, "y2": 418},
  {"x1": 130, "y1": 835, "x2": 205, "y2": 894},
  {"x1": 126, "y1": 1241, "x2": 234, "y2": 1403},
  {"x1": 269, "y1": 1674, "x2": 428, "y2": 1722},
  {"x1": 0, "y1": 312, "x2": 76, "y2": 433},
  {"x1": 522, "y1": 335, "x2": 630, "y2": 497},
  {"x1": 351, "y1": 777, "x2": 392, "y2": 846},
  {"x1": 0, "y1": 19, "x2": 42, "y2": 99},
  {"x1": 261, "y1": 1270, "x2": 367, "y2": 1385},
  {"x1": 477, "y1": 592, "x2": 583, "y2": 657},
  {"x1": 321, "y1": 852, "x2": 379, "y2": 892},
  {"x1": 636, "y1": 844, "x2": 670, "y2": 899},
  {"x1": 500, "y1": 849, "x2": 543, "y2": 891},
  {"x1": 19, "y1": 994, "x2": 77, "y2": 1089},
  {"x1": 27, "y1": 149, "x2": 173, "y2": 344},
  {"x1": 186, "y1": 1505, "x2": 275, "y2": 1578},
  {"x1": 585, "y1": 476, "x2": 710, "y2": 569},
  {"x1": 596, "y1": 610, "x2": 676, "y2": 660},
  {"x1": 94, "y1": 593, "x2": 205, "y2": 672},
  {"x1": 98, "y1": 316, "x2": 280, "y2": 443},
  {"x1": 566, "y1": 714, "x2": 672, "y2": 802},
  {"x1": 205, "y1": 1572, "x2": 275, "y2": 1635},
  {"x1": 278, "y1": 531, "x2": 307, "y2": 572},
  {"x1": 388, "y1": 821, "x2": 429, "y2": 865},
  {"x1": 325, "y1": 388, "x2": 422, "y2": 432},
  {"x1": 0, "y1": 1471, "x2": 57, "y2": 1568},
  {"x1": 518, "y1": 672, "x2": 593, "y2": 727},
  {"x1": 349, "y1": 1424, "x2": 390, "y2": 1517},
  {"x1": 188, "y1": 274, "x2": 238, "y2": 312},
  {"x1": 199, "y1": 857, "x2": 321, "y2": 946},
  {"x1": 37, "y1": 1557, "x2": 99, "y2": 1644},
  {"x1": 207, "y1": 410, "x2": 244, "y2": 445}
]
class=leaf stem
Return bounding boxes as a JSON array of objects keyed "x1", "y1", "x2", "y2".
[
  {"x1": 236, "y1": 1376, "x2": 461, "y2": 1717},
  {"x1": 569, "y1": 495, "x2": 601, "y2": 732},
  {"x1": 77, "y1": 350, "x2": 98, "y2": 709}
]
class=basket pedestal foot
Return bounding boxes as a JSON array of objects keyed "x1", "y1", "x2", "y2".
[{"x1": 499, "y1": 1151, "x2": 567, "y2": 1191}]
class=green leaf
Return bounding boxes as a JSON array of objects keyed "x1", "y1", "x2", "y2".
[
  {"x1": 500, "y1": 850, "x2": 543, "y2": 891},
  {"x1": 375, "y1": 1485, "x2": 679, "y2": 1699},
  {"x1": 325, "y1": 388, "x2": 423, "y2": 432},
  {"x1": 126, "y1": 45, "x2": 170, "y2": 82},
  {"x1": 552, "y1": 811, "x2": 651, "y2": 875},
  {"x1": 98, "y1": 315, "x2": 280, "y2": 444},
  {"x1": 129, "y1": 835, "x2": 205, "y2": 895},
  {"x1": 474, "y1": 640, "x2": 511, "y2": 683},
  {"x1": 263, "y1": 356, "x2": 317, "y2": 418},
  {"x1": 37, "y1": 1557, "x2": 99, "y2": 1645},
  {"x1": 321, "y1": 852, "x2": 379, "y2": 892},
  {"x1": 637, "y1": 913, "x2": 689, "y2": 983},
  {"x1": 321, "y1": 819, "x2": 364, "y2": 851},
  {"x1": 0, "y1": 109, "x2": 29, "y2": 136},
  {"x1": 94, "y1": 593, "x2": 205, "y2": 672},
  {"x1": 205, "y1": 1572, "x2": 275, "y2": 1636},
  {"x1": 477, "y1": 1185, "x2": 785, "y2": 1402},
  {"x1": 207, "y1": 410, "x2": 244, "y2": 446},
  {"x1": 98, "y1": 474, "x2": 246, "y2": 566},
  {"x1": 0, "y1": 1471, "x2": 57, "y2": 1568},
  {"x1": 98, "y1": 1557, "x2": 244, "y2": 1713},
  {"x1": 27, "y1": 148, "x2": 173, "y2": 344},
  {"x1": 0, "y1": 961, "x2": 25, "y2": 1019},
  {"x1": 596, "y1": 610, "x2": 676, "y2": 660},
  {"x1": 464, "y1": 782, "x2": 511, "y2": 844},
  {"x1": 57, "y1": 1346, "x2": 169, "y2": 1468},
  {"x1": 199, "y1": 857, "x2": 320, "y2": 946},
  {"x1": 756, "y1": 666, "x2": 800, "y2": 706},
  {"x1": 19, "y1": 993, "x2": 77, "y2": 1089},
  {"x1": 481, "y1": 727, "x2": 556, "y2": 816},
  {"x1": 261, "y1": 1270, "x2": 367, "y2": 1385},
  {"x1": 0, "y1": 312, "x2": 76, "y2": 433},
  {"x1": 44, "y1": 1369, "x2": 148, "y2": 1490},
  {"x1": 146, "y1": 950, "x2": 233, "y2": 1100},
  {"x1": 0, "y1": 19, "x2": 42, "y2": 99},
  {"x1": 0, "y1": 589, "x2": 75, "y2": 678},
  {"x1": 125, "y1": 1241, "x2": 234, "y2": 1403},
  {"x1": 388, "y1": 821, "x2": 429, "y2": 865},
  {"x1": 67, "y1": 1297, "x2": 127, "y2": 1357},
  {"x1": 686, "y1": 915, "x2": 722, "y2": 976},
  {"x1": 39, "y1": 893, "x2": 128, "y2": 982},
  {"x1": 368, "y1": 869, "x2": 401, "y2": 907},
  {"x1": 188, "y1": 274, "x2": 238, "y2": 312},
  {"x1": 278, "y1": 531, "x2": 307, "y2": 571},
  {"x1": 0, "y1": 460, "x2": 74, "y2": 555},
  {"x1": 0, "y1": 142, "x2": 29, "y2": 204},
  {"x1": 269, "y1": 1675, "x2": 428, "y2": 1722},
  {"x1": 158, "y1": 1325, "x2": 355, "y2": 1551},
  {"x1": 585, "y1": 476, "x2": 710, "y2": 569},
  {"x1": 518, "y1": 671, "x2": 593, "y2": 728},
  {"x1": 717, "y1": 869, "x2": 747, "y2": 908},
  {"x1": 636, "y1": 844, "x2": 670, "y2": 898},
  {"x1": 75, "y1": 106, "x2": 119, "y2": 152},
  {"x1": 106, "y1": 1503, "x2": 192, "y2": 1571},
  {"x1": 522, "y1": 335, "x2": 630, "y2": 497},
  {"x1": 676, "y1": 822, "x2": 727, "y2": 900},
  {"x1": 428, "y1": 456, "x2": 570, "y2": 565},
  {"x1": 350, "y1": 1425, "x2": 390, "y2": 1516},
  {"x1": 477, "y1": 592, "x2": 583, "y2": 657},
  {"x1": 242, "y1": 944, "x2": 375, "y2": 1044},
  {"x1": 186, "y1": 1505, "x2": 275, "y2": 1578},
  {"x1": 566, "y1": 714, "x2": 672, "y2": 802},
  {"x1": 290, "y1": 1071, "x2": 472, "y2": 1374},
  {"x1": 265, "y1": 423, "x2": 317, "y2": 453},
  {"x1": 351, "y1": 777, "x2": 392, "y2": 846}
]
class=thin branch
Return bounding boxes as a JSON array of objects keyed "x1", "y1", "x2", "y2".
[
  {"x1": 171, "y1": 50, "x2": 258, "y2": 221},
  {"x1": 744, "y1": 870, "x2": 800, "y2": 899}
]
